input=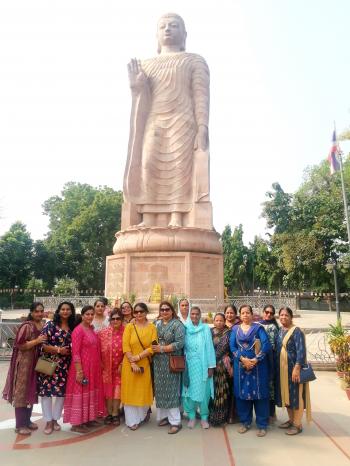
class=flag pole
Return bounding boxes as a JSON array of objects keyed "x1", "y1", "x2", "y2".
[{"x1": 338, "y1": 149, "x2": 350, "y2": 251}]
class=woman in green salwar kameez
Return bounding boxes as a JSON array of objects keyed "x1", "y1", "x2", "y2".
[{"x1": 152, "y1": 301, "x2": 185, "y2": 434}]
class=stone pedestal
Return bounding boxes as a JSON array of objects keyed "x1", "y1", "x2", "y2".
[{"x1": 105, "y1": 250, "x2": 224, "y2": 302}]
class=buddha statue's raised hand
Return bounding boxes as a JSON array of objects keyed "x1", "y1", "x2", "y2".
[{"x1": 127, "y1": 58, "x2": 147, "y2": 94}]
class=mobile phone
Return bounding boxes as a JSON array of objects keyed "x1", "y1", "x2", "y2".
[{"x1": 152, "y1": 340, "x2": 158, "y2": 345}]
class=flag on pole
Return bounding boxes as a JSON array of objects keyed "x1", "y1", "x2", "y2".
[{"x1": 328, "y1": 130, "x2": 341, "y2": 174}]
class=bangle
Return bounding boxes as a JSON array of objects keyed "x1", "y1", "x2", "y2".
[{"x1": 160, "y1": 346, "x2": 164, "y2": 354}]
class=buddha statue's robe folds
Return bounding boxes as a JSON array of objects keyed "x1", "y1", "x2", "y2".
[{"x1": 123, "y1": 52, "x2": 210, "y2": 219}]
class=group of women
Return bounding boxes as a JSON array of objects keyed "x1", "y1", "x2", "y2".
[{"x1": 2, "y1": 298, "x2": 311, "y2": 437}]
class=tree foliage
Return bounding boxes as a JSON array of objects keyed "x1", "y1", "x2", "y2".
[
  {"x1": 0, "y1": 183, "x2": 122, "y2": 291},
  {"x1": 0, "y1": 222, "x2": 33, "y2": 288},
  {"x1": 43, "y1": 182, "x2": 122, "y2": 289}
]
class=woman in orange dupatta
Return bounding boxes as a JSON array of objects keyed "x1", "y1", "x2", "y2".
[{"x1": 99, "y1": 308, "x2": 124, "y2": 426}]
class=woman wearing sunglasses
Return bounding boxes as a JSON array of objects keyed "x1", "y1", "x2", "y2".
[
  {"x1": 259, "y1": 305, "x2": 279, "y2": 423},
  {"x1": 121, "y1": 302, "x2": 157, "y2": 430},
  {"x1": 152, "y1": 301, "x2": 185, "y2": 434},
  {"x1": 98, "y1": 308, "x2": 125, "y2": 426}
]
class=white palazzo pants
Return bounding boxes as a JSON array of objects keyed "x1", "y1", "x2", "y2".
[
  {"x1": 156, "y1": 408, "x2": 181, "y2": 426},
  {"x1": 124, "y1": 405, "x2": 149, "y2": 427}
]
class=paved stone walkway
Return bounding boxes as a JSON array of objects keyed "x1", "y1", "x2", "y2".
[{"x1": 0, "y1": 362, "x2": 349, "y2": 466}]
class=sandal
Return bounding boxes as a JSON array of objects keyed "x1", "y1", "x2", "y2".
[
  {"x1": 85, "y1": 420, "x2": 101, "y2": 428},
  {"x1": 237, "y1": 424, "x2": 251, "y2": 434},
  {"x1": 158, "y1": 418, "x2": 170, "y2": 427},
  {"x1": 256, "y1": 429, "x2": 267, "y2": 437},
  {"x1": 279, "y1": 420, "x2": 293, "y2": 429},
  {"x1": 104, "y1": 415, "x2": 113, "y2": 425},
  {"x1": 52, "y1": 420, "x2": 61, "y2": 431},
  {"x1": 129, "y1": 424, "x2": 139, "y2": 431},
  {"x1": 71, "y1": 424, "x2": 90, "y2": 434},
  {"x1": 15, "y1": 427, "x2": 31, "y2": 435},
  {"x1": 44, "y1": 422, "x2": 53, "y2": 435},
  {"x1": 286, "y1": 425, "x2": 303, "y2": 436},
  {"x1": 111, "y1": 415, "x2": 120, "y2": 426},
  {"x1": 28, "y1": 422, "x2": 39, "y2": 430},
  {"x1": 168, "y1": 424, "x2": 182, "y2": 435}
]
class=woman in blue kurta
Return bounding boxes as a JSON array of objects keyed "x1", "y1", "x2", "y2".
[
  {"x1": 276, "y1": 307, "x2": 311, "y2": 435},
  {"x1": 230, "y1": 305, "x2": 271, "y2": 437},
  {"x1": 182, "y1": 306, "x2": 216, "y2": 429}
]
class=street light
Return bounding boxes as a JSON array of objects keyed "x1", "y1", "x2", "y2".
[{"x1": 326, "y1": 260, "x2": 340, "y2": 320}]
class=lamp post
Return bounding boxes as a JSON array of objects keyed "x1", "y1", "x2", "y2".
[{"x1": 326, "y1": 261, "x2": 340, "y2": 320}]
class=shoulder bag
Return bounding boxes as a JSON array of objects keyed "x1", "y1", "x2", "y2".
[{"x1": 169, "y1": 354, "x2": 186, "y2": 373}]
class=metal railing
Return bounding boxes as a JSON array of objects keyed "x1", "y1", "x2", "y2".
[
  {"x1": 0, "y1": 322, "x2": 21, "y2": 359},
  {"x1": 35, "y1": 296, "x2": 103, "y2": 310}
]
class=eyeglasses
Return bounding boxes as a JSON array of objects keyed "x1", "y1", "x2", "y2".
[
  {"x1": 160, "y1": 307, "x2": 171, "y2": 312},
  {"x1": 134, "y1": 310, "x2": 146, "y2": 314}
]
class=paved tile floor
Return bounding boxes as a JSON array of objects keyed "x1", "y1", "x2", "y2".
[{"x1": 0, "y1": 362, "x2": 349, "y2": 466}]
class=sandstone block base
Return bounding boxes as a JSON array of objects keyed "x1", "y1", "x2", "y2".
[{"x1": 105, "y1": 251, "x2": 224, "y2": 302}]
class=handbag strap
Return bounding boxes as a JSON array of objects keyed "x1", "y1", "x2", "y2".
[{"x1": 133, "y1": 324, "x2": 152, "y2": 364}]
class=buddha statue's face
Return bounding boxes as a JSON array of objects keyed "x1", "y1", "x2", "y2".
[{"x1": 157, "y1": 15, "x2": 186, "y2": 49}]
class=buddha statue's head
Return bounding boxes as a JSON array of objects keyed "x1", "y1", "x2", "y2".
[{"x1": 157, "y1": 13, "x2": 187, "y2": 53}]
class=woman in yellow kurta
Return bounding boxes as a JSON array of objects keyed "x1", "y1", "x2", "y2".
[{"x1": 121, "y1": 302, "x2": 157, "y2": 430}]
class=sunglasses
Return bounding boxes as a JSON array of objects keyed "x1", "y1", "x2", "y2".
[
  {"x1": 160, "y1": 307, "x2": 171, "y2": 312},
  {"x1": 264, "y1": 311, "x2": 274, "y2": 316},
  {"x1": 134, "y1": 310, "x2": 146, "y2": 314},
  {"x1": 110, "y1": 317, "x2": 122, "y2": 321}
]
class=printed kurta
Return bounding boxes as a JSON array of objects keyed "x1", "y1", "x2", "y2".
[
  {"x1": 3, "y1": 322, "x2": 41, "y2": 407},
  {"x1": 209, "y1": 327, "x2": 232, "y2": 426},
  {"x1": 230, "y1": 323, "x2": 271, "y2": 400},
  {"x1": 153, "y1": 319, "x2": 185, "y2": 409},
  {"x1": 121, "y1": 323, "x2": 157, "y2": 407},
  {"x1": 99, "y1": 325, "x2": 124, "y2": 399},
  {"x1": 182, "y1": 322, "x2": 216, "y2": 402},
  {"x1": 259, "y1": 320, "x2": 279, "y2": 402},
  {"x1": 37, "y1": 321, "x2": 72, "y2": 397},
  {"x1": 92, "y1": 317, "x2": 109, "y2": 333},
  {"x1": 276, "y1": 326, "x2": 306, "y2": 409},
  {"x1": 63, "y1": 324, "x2": 105, "y2": 425}
]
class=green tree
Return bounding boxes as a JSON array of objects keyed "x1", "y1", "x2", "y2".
[
  {"x1": 0, "y1": 222, "x2": 33, "y2": 288},
  {"x1": 32, "y1": 240, "x2": 57, "y2": 289},
  {"x1": 221, "y1": 224, "x2": 250, "y2": 295},
  {"x1": 53, "y1": 276, "x2": 79, "y2": 295},
  {"x1": 261, "y1": 158, "x2": 350, "y2": 291},
  {"x1": 248, "y1": 236, "x2": 284, "y2": 291},
  {"x1": 43, "y1": 182, "x2": 123, "y2": 289},
  {"x1": 262, "y1": 182, "x2": 293, "y2": 234}
]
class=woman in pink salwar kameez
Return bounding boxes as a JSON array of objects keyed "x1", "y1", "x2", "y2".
[
  {"x1": 99, "y1": 308, "x2": 124, "y2": 426},
  {"x1": 63, "y1": 305, "x2": 105, "y2": 433}
]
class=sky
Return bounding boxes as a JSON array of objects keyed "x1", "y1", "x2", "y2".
[{"x1": 1, "y1": 0, "x2": 350, "y2": 244}]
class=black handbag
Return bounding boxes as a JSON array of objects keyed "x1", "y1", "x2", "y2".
[{"x1": 299, "y1": 363, "x2": 316, "y2": 383}]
